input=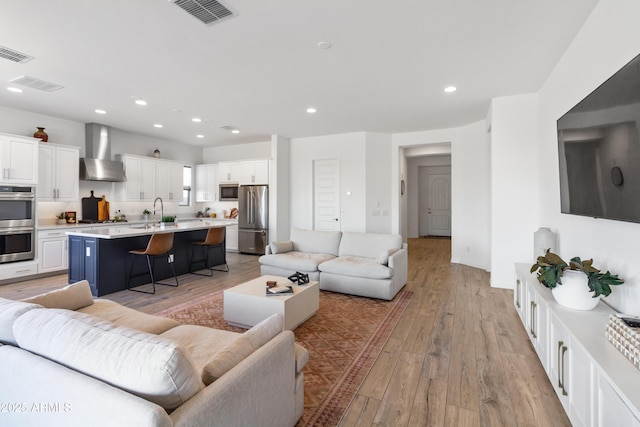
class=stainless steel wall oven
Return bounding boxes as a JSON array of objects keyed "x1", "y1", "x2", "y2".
[{"x1": 0, "y1": 186, "x2": 35, "y2": 263}]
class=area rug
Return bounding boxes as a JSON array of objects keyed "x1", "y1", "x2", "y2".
[{"x1": 156, "y1": 288, "x2": 413, "y2": 426}]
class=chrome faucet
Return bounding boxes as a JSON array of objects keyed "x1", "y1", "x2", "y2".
[{"x1": 153, "y1": 197, "x2": 164, "y2": 222}]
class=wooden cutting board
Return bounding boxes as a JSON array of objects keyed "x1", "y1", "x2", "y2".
[
  {"x1": 81, "y1": 191, "x2": 100, "y2": 221},
  {"x1": 98, "y1": 195, "x2": 110, "y2": 221}
]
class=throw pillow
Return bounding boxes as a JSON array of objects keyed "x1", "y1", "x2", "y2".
[
  {"x1": 271, "y1": 240, "x2": 293, "y2": 254},
  {"x1": 200, "y1": 313, "x2": 284, "y2": 385},
  {"x1": 0, "y1": 298, "x2": 42, "y2": 345},
  {"x1": 21, "y1": 281, "x2": 94, "y2": 311},
  {"x1": 201, "y1": 336, "x2": 254, "y2": 385},
  {"x1": 377, "y1": 249, "x2": 396, "y2": 265}
]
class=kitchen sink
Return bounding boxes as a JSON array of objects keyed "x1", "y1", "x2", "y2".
[{"x1": 129, "y1": 224, "x2": 157, "y2": 229}]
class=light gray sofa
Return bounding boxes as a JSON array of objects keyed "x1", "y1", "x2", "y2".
[
  {"x1": 259, "y1": 229, "x2": 408, "y2": 300},
  {"x1": 0, "y1": 281, "x2": 307, "y2": 427}
]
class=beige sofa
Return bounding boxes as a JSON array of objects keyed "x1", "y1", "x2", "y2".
[
  {"x1": 259, "y1": 229, "x2": 408, "y2": 300},
  {"x1": 0, "y1": 281, "x2": 307, "y2": 427}
]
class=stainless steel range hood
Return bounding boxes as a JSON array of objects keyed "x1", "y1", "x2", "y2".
[{"x1": 79, "y1": 123, "x2": 126, "y2": 182}]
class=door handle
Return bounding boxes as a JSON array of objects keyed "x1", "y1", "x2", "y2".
[{"x1": 334, "y1": 218, "x2": 339, "y2": 221}]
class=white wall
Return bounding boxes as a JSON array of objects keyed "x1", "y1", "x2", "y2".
[
  {"x1": 365, "y1": 133, "x2": 393, "y2": 233},
  {"x1": 489, "y1": 94, "x2": 539, "y2": 287},
  {"x1": 534, "y1": 0, "x2": 640, "y2": 313},
  {"x1": 270, "y1": 135, "x2": 290, "y2": 242},
  {"x1": 202, "y1": 141, "x2": 271, "y2": 163},
  {"x1": 289, "y1": 132, "x2": 367, "y2": 232},
  {"x1": 393, "y1": 122, "x2": 491, "y2": 270}
]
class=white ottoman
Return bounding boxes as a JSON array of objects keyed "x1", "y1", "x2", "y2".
[{"x1": 223, "y1": 275, "x2": 319, "y2": 330}]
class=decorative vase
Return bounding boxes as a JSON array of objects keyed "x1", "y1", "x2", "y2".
[
  {"x1": 551, "y1": 270, "x2": 600, "y2": 310},
  {"x1": 534, "y1": 227, "x2": 557, "y2": 261},
  {"x1": 34, "y1": 127, "x2": 48, "y2": 142}
]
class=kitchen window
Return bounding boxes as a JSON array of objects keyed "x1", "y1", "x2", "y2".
[{"x1": 180, "y1": 166, "x2": 191, "y2": 206}]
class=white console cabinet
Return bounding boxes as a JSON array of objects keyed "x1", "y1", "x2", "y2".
[{"x1": 515, "y1": 264, "x2": 640, "y2": 426}]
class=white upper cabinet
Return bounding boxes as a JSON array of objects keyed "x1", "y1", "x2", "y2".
[
  {"x1": 38, "y1": 143, "x2": 80, "y2": 201},
  {"x1": 240, "y1": 160, "x2": 269, "y2": 185},
  {"x1": 217, "y1": 162, "x2": 240, "y2": 183},
  {"x1": 115, "y1": 154, "x2": 156, "y2": 201},
  {"x1": 155, "y1": 159, "x2": 184, "y2": 201},
  {"x1": 0, "y1": 133, "x2": 38, "y2": 185},
  {"x1": 195, "y1": 164, "x2": 217, "y2": 202}
]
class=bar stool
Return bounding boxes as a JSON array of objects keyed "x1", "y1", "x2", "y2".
[
  {"x1": 127, "y1": 232, "x2": 179, "y2": 294},
  {"x1": 189, "y1": 227, "x2": 229, "y2": 276}
]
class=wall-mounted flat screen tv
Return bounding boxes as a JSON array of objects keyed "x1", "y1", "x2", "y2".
[{"x1": 557, "y1": 53, "x2": 640, "y2": 223}]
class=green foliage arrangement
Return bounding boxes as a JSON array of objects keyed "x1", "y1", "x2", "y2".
[
  {"x1": 161, "y1": 215, "x2": 176, "y2": 223},
  {"x1": 531, "y1": 249, "x2": 624, "y2": 298}
]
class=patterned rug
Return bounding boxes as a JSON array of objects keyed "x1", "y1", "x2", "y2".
[{"x1": 156, "y1": 288, "x2": 413, "y2": 426}]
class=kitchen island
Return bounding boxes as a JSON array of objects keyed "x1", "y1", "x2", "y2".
[{"x1": 66, "y1": 220, "x2": 229, "y2": 296}]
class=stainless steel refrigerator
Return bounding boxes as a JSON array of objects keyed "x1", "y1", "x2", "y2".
[{"x1": 238, "y1": 185, "x2": 268, "y2": 254}]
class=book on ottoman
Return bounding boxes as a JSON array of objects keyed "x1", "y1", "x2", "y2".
[{"x1": 266, "y1": 285, "x2": 293, "y2": 296}]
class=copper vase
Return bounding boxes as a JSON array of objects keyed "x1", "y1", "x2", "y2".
[{"x1": 34, "y1": 127, "x2": 48, "y2": 142}]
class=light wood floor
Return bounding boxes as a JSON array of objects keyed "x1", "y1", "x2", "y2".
[{"x1": 0, "y1": 238, "x2": 569, "y2": 427}]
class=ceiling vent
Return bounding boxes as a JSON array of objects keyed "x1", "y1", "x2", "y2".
[
  {"x1": 0, "y1": 46, "x2": 33, "y2": 64},
  {"x1": 172, "y1": 0, "x2": 235, "y2": 25},
  {"x1": 8, "y1": 75, "x2": 64, "y2": 92},
  {"x1": 219, "y1": 124, "x2": 236, "y2": 131}
]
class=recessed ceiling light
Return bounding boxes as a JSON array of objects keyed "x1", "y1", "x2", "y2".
[
  {"x1": 317, "y1": 41, "x2": 332, "y2": 50},
  {"x1": 135, "y1": 99, "x2": 148, "y2": 106},
  {"x1": 95, "y1": 109, "x2": 107, "y2": 114},
  {"x1": 153, "y1": 124, "x2": 163, "y2": 128},
  {"x1": 231, "y1": 129, "x2": 240, "y2": 134},
  {"x1": 7, "y1": 87, "x2": 22, "y2": 93},
  {"x1": 192, "y1": 117, "x2": 202, "y2": 123},
  {"x1": 196, "y1": 134, "x2": 204, "y2": 138},
  {"x1": 306, "y1": 107, "x2": 317, "y2": 113},
  {"x1": 444, "y1": 86, "x2": 457, "y2": 93}
]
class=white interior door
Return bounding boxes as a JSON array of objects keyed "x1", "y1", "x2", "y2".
[
  {"x1": 313, "y1": 158, "x2": 340, "y2": 231},
  {"x1": 427, "y1": 173, "x2": 451, "y2": 236}
]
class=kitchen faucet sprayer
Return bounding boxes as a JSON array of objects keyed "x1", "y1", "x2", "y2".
[{"x1": 153, "y1": 197, "x2": 164, "y2": 220}]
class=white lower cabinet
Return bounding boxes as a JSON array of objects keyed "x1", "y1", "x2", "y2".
[
  {"x1": 0, "y1": 261, "x2": 38, "y2": 281},
  {"x1": 515, "y1": 263, "x2": 640, "y2": 427},
  {"x1": 38, "y1": 229, "x2": 68, "y2": 273},
  {"x1": 225, "y1": 224, "x2": 238, "y2": 252}
]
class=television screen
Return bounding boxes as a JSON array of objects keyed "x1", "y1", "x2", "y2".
[{"x1": 557, "y1": 53, "x2": 640, "y2": 223}]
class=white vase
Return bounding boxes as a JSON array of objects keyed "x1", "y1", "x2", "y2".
[
  {"x1": 534, "y1": 227, "x2": 557, "y2": 260},
  {"x1": 551, "y1": 270, "x2": 600, "y2": 310}
]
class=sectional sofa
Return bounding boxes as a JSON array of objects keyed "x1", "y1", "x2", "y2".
[
  {"x1": 259, "y1": 229, "x2": 408, "y2": 300},
  {"x1": 0, "y1": 281, "x2": 307, "y2": 427}
]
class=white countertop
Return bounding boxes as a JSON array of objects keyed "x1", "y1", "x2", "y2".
[
  {"x1": 64, "y1": 219, "x2": 232, "y2": 239},
  {"x1": 38, "y1": 218, "x2": 238, "y2": 231}
]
